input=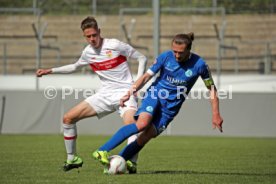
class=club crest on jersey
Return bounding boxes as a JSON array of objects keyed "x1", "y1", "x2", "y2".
[
  {"x1": 185, "y1": 69, "x2": 193, "y2": 77},
  {"x1": 146, "y1": 106, "x2": 154, "y2": 113},
  {"x1": 106, "y1": 50, "x2": 112, "y2": 58}
]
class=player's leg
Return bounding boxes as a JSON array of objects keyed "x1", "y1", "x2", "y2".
[
  {"x1": 93, "y1": 112, "x2": 152, "y2": 166},
  {"x1": 122, "y1": 109, "x2": 138, "y2": 149},
  {"x1": 65, "y1": 90, "x2": 118, "y2": 171},
  {"x1": 121, "y1": 109, "x2": 139, "y2": 173},
  {"x1": 93, "y1": 94, "x2": 157, "y2": 166},
  {"x1": 96, "y1": 93, "x2": 158, "y2": 153},
  {"x1": 119, "y1": 112, "x2": 173, "y2": 162},
  {"x1": 119, "y1": 124, "x2": 157, "y2": 161},
  {"x1": 97, "y1": 112, "x2": 152, "y2": 152},
  {"x1": 120, "y1": 96, "x2": 139, "y2": 169},
  {"x1": 137, "y1": 123, "x2": 158, "y2": 145},
  {"x1": 63, "y1": 100, "x2": 97, "y2": 171}
]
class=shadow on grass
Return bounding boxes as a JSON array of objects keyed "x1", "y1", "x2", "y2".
[{"x1": 139, "y1": 170, "x2": 276, "y2": 177}]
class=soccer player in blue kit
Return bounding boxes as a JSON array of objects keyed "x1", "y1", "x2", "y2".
[{"x1": 93, "y1": 33, "x2": 223, "y2": 173}]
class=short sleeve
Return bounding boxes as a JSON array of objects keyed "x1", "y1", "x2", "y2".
[{"x1": 147, "y1": 52, "x2": 167, "y2": 75}]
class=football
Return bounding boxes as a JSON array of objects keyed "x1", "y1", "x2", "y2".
[{"x1": 107, "y1": 155, "x2": 126, "y2": 174}]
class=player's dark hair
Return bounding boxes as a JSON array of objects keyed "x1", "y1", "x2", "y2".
[
  {"x1": 172, "y1": 32, "x2": 194, "y2": 50},
  {"x1": 81, "y1": 16, "x2": 98, "y2": 31}
]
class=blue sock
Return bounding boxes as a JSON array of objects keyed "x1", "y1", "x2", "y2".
[
  {"x1": 119, "y1": 140, "x2": 144, "y2": 161},
  {"x1": 99, "y1": 123, "x2": 139, "y2": 152}
]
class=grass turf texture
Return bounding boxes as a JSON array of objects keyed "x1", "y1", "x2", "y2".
[{"x1": 0, "y1": 135, "x2": 275, "y2": 184}]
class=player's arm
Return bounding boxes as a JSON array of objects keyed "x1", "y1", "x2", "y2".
[
  {"x1": 120, "y1": 72, "x2": 153, "y2": 107},
  {"x1": 116, "y1": 40, "x2": 147, "y2": 79},
  {"x1": 36, "y1": 63, "x2": 80, "y2": 77},
  {"x1": 201, "y1": 64, "x2": 223, "y2": 133},
  {"x1": 36, "y1": 68, "x2": 52, "y2": 77},
  {"x1": 120, "y1": 55, "x2": 165, "y2": 107},
  {"x1": 131, "y1": 72, "x2": 153, "y2": 95},
  {"x1": 36, "y1": 50, "x2": 88, "y2": 77},
  {"x1": 130, "y1": 50, "x2": 147, "y2": 79},
  {"x1": 207, "y1": 84, "x2": 223, "y2": 133}
]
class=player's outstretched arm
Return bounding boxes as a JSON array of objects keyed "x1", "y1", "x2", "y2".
[
  {"x1": 209, "y1": 85, "x2": 223, "y2": 133},
  {"x1": 36, "y1": 63, "x2": 80, "y2": 77}
]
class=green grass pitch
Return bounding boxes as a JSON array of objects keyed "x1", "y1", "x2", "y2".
[{"x1": 0, "y1": 135, "x2": 275, "y2": 184}]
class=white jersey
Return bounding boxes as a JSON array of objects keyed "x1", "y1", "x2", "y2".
[{"x1": 52, "y1": 38, "x2": 147, "y2": 91}]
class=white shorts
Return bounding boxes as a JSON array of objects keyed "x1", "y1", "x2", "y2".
[{"x1": 84, "y1": 89, "x2": 137, "y2": 119}]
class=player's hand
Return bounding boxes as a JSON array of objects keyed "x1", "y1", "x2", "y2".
[
  {"x1": 36, "y1": 69, "x2": 52, "y2": 77},
  {"x1": 212, "y1": 113, "x2": 223, "y2": 133},
  {"x1": 120, "y1": 93, "x2": 130, "y2": 107}
]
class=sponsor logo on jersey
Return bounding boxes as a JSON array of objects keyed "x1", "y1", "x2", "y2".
[
  {"x1": 185, "y1": 69, "x2": 193, "y2": 77},
  {"x1": 89, "y1": 55, "x2": 126, "y2": 71},
  {"x1": 166, "y1": 75, "x2": 187, "y2": 85},
  {"x1": 146, "y1": 106, "x2": 154, "y2": 113}
]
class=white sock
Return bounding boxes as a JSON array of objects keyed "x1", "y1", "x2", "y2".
[
  {"x1": 63, "y1": 123, "x2": 77, "y2": 161},
  {"x1": 127, "y1": 134, "x2": 138, "y2": 163}
]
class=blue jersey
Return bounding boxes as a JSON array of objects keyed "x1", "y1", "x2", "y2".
[
  {"x1": 135, "y1": 50, "x2": 214, "y2": 134},
  {"x1": 145, "y1": 50, "x2": 213, "y2": 116}
]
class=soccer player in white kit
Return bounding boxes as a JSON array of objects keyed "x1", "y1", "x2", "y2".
[{"x1": 36, "y1": 16, "x2": 147, "y2": 173}]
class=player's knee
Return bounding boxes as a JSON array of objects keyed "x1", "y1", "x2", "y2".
[
  {"x1": 136, "y1": 121, "x2": 149, "y2": 131},
  {"x1": 63, "y1": 114, "x2": 74, "y2": 124}
]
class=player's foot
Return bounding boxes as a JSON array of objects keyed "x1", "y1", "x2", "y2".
[
  {"x1": 63, "y1": 156, "x2": 83, "y2": 172},
  {"x1": 126, "y1": 160, "x2": 137, "y2": 174},
  {"x1": 92, "y1": 150, "x2": 110, "y2": 165}
]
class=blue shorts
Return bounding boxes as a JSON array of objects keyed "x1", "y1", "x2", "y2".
[{"x1": 134, "y1": 95, "x2": 174, "y2": 135}]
